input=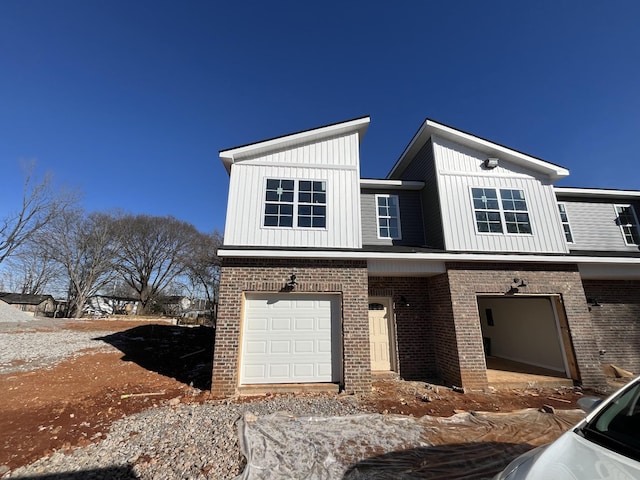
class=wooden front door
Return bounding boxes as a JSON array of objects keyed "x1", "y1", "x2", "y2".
[{"x1": 369, "y1": 298, "x2": 392, "y2": 371}]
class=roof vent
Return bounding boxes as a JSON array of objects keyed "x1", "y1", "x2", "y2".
[{"x1": 483, "y1": 157, "x2": 499, "y2": 169}]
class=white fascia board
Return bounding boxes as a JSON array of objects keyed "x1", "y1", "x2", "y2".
[
  {"x1": 388, "y1": 119, "x2": 570, "y2": 181},
  {"x1": 219, "y1": 116, "x2": 370, "y2": 172},
  {"x1": 218, "y1": 249, "x2": 640, "y2": 265},
  {"x1": 554, "y1": 187, "x2": 640, "y2": 199},
  {"x1": 359, "y1": 179, "x2": 425, "y2": 190}
]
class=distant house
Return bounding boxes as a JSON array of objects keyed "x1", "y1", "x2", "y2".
[
  {"x1": 157, "y1": 295, "x2": 191, "y2": 316},
  {"x1": 0, "y1": 293, "x2": 57, "y2": 317},
  {"x1": 85, "y1": 295, "x2": 139, "y2": 316}
]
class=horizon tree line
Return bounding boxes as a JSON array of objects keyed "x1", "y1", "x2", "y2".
[{"x1": 0, "y1": 164, "x2": 222, "y2": 318}]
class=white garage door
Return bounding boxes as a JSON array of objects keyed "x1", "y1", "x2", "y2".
[{"x1": 240, "y1": 294, "x2": 340, "y2": 385}]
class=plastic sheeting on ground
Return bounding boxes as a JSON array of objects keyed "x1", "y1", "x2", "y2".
[{"x1": 235, "y1": 409, "x2": 585, "y2": 480}]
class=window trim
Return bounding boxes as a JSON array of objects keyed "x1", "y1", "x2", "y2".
[
  {"x1": 470, "y1": 186, "x2": 533, "y2": 236},
  {"x1": 614, "y1": 204, "x2": 640, "y2": 246},
  {"x1": 557, "y1": 202, "x2": 575, "y2": 244},
  {"x1": 262, "y1": 177, "x2": 328, "y2": 230},
  {"x1": 375, "y1": 194, "x2": 402, "y2": 240}
]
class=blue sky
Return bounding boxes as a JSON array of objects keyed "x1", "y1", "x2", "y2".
[{"x1": 1, "y1": 1, "x2": 639, "y2": 234}]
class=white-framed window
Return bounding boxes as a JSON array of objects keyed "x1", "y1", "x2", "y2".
[
  {"x1": 376, "y1": 194, "x2": 401, "y2": 239},
  {"x1": 263, "y1": 178, "x2": 326, "y2": 229},
  {"x1": 557, "y1": 203, "x2": 574, "y2": 243},
  {"x1": 614, "y1": 204, "x2": 640, "y2": 245},
  {"x1": 471, "y1": 187, "x2": 532, "y2": 235}
]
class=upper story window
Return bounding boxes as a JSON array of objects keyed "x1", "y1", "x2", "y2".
[
  {"x1": 376, "y1": 194, "x2": 401, "y2": 239},
  {"x1": 471, "y1": 187, "x2": 531, "y2": 235},
  {"x1": 298, "y1": 181, "x2": 326, "y2": 228},
  {"x1": 264, "y1": 178, "x2": 326, "y2": 229},
  {"x1": 615, "y1": 204, "x2": 640, "y2": 245},
  {"x1": 557, "y1": 203, "x2": 574, "y2": 243}
]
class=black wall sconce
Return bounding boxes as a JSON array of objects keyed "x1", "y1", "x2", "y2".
[
  {"x1": 282, "y1": 273, "x2": 297, "y2": 292},
  {"x1": 587, "y1": 297, "x2": 602, "y2": 307},
  {"x1": 398, "y1": 295, "x2": 410, "y2": 307},
  {"x1": 506, "y1": 278, "x2": 528, "y2": 295}
]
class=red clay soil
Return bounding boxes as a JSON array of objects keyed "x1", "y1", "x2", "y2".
[{"x1": 0, "y1": 318, "x2": 596, "y2": 472}]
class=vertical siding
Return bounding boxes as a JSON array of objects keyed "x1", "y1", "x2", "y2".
[
  {"x1": 224, "y1": 133, "x2": 362, "y2": 248},
  {"x1": 432, "y1": 137, "x2": 568, "y2": 253},
  {"x1": 559, "y1": 199, "x2": 640, "y2": 252},
  {"x1": 392, "y1": 139, "x2": 445, "y2": 249},
  {"x1": 360, "y1": 189, "x2": 425, "y2": 246}
]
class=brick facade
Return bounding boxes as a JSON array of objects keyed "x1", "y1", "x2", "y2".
[
  {"x1": 368, "y1": 276, "x2": 436, "y2": 379},
  {"x1": 583, "y1": 280, "x2": 640, "y2": 374},
  {"x1": 212, "y1": 257, "x2": 370, "y2": 397},
  {"x1": 442, "y1": 262, "x2": 607, "y2": 390}
]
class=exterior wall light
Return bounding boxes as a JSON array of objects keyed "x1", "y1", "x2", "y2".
[{"x1": 484, "y1": 157, "x2": 499, "y2": 169}]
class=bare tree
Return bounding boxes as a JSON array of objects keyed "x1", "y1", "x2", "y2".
[
  {"x1": 112, "y1": 214, "x2": 199, "y2": 315},
  {"x1": 0, "y1": 162, "x2": 76, "y2": 266},
  {"x1": 183, "y1": 230, "x2": 222, "y2": 316},
  {"x1": 3, "y1": 239, "x2": 63, "y2": 294},
  {"x1": 41, "y1": 210, "x2": 118, "y2": 318}
]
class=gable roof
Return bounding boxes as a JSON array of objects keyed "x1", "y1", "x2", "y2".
[
  {"x1": 219, "y1": 116, "x2": 370, "y2": 173},
  {"x1": 0, "y1": 293, "x2": 55, "y2": 305},
  {"x1": 388, "y1": 118, "x2": 570, "y2": 182}
]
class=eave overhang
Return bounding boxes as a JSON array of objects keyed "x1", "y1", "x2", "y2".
[
  {"x1": 388, "y1": 119, "x2": 570, "y2": 182},
  {"x1": 359, "y1": 179, "x2": 425, "y2": 190},
  {"x1": 218, "y1": 248, "x2": 640, "y2": 265},
  {"x1": 554, "y1": 186, "x2": 640, "y2": 199},
  {"x1": 219, "y1": 116, "x2": 370, "y2": 174}
]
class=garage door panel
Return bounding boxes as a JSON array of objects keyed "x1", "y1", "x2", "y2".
[
  {"x1": 245, "y1": 341, "x2": 267, "y2": 354},
  {"x1": 318, "y1": 340, "x2": 331, "y2": 353},
  {"x1": 241, "y1": 295, "x2": 339, "y2": 385},
  {"x1": 270, "y1": 340, "x2": 291, "y2": 354},
  {"x1": 294, "y1": 317, "x2": 315, "y2": 330},
  {"x1": 272, "y1": 317, "x2": 292, "y2": 330},
  {"x1": 246, "y1": 317, "x2": 268, "y2": 331},
  {"x1": 268, "y1": 364, "x2": 290, "y2": 378}
]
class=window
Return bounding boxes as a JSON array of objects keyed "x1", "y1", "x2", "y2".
[
  {"x1": 376, "y1": 194, "x2": 401, "y2": 239},
  {"x1": 264, "y1": 179, "x2": 294, "y2": 227},
  {"x1": 471, "y1": 187, "x2": 532, "y2": 235},
  {"x1": 557, "y1": 203, "x2": 574, "y2": 243},
  {"x1": 615, "y1": 204, "x2": 640, "y2": 245},
  {"x1": 263, "y1": 179, "x2": 326, "y2": 229},
  {"x1": 472, "y1": 188, "x2": 503, "y2": 233},
  {"x1": 298, "y1": 181, "x2": 326, "y2": 228}
]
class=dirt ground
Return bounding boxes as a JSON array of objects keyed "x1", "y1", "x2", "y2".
[{"x1": 0, "y1": 319, "x2": 598, "y2": 472}]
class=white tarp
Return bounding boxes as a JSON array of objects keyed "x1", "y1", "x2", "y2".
[{"x1": 235, "y1": 409, "x2": 585, "y2": 480}]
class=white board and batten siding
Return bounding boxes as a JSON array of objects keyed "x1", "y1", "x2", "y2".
[
  {"x1": 223, "y1": 132, "x2": 362, "y2": 249},
  {"x1": 432, "y1": 136, "x2": 569, "y2": 254}
]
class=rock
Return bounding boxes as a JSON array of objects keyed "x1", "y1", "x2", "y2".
[{"x1": 168, "y1": 397, "x2": 181, "y2": 407}]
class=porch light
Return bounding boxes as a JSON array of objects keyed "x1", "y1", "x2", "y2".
[{"x1": 399, "y1": 295, "x2": 410, "y2": 307}]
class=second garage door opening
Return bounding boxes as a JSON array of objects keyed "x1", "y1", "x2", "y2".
[{"x1": 478, "y1": 296, "x2": 574, "y2": 381}]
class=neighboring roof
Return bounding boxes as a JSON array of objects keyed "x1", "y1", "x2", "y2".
[
  {"x1": 555, "y1": 186, "x2": 640, "y2": 199},
  {"x1": 219, "y1": 116, "x2": 370, "y2": 174},
  {"x1": 359, "y1": 178, "x2": 425, "y2": 190},
  {"x1": 0, "y1": 293, "x2": 55, "y2": 305},
  {"x1": 387, "y1": 118, "x2": 570, "y2": 182}
]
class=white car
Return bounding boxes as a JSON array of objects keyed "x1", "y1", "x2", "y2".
[{"x1": 495, "y1": 376, "x2": 640, "y2": 480}]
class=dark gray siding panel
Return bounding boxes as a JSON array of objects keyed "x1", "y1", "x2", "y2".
[
  {"x1": 559, "y1": 197, "x2": 640, "y2": 252},
  {"x1": 399, "y1": 139, "x2": 444, "y2": 249},
  {"x1": 361, "y1": 189, "x2": 425, "y2": 246}
]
